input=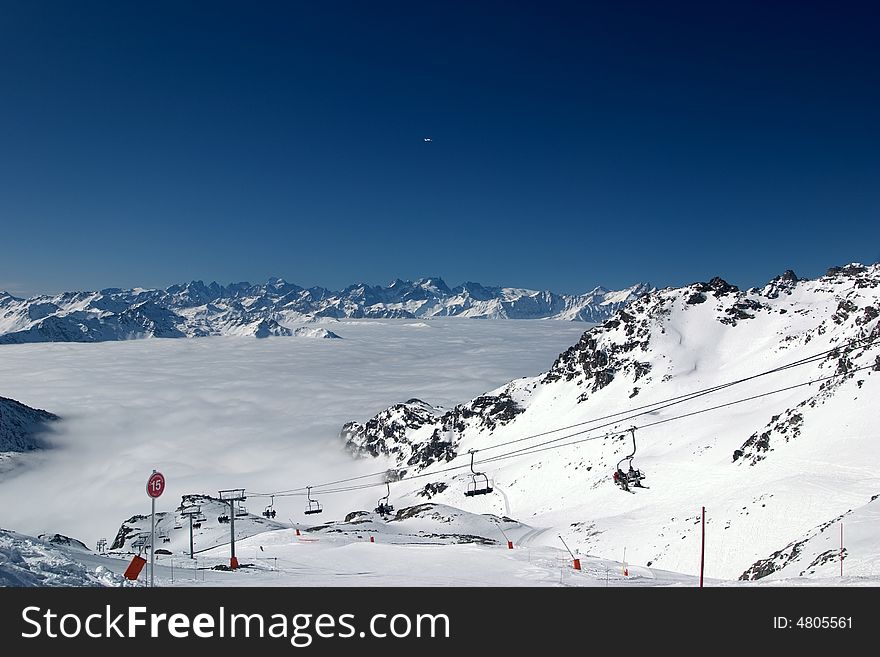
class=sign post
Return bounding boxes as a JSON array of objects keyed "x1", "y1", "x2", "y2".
[
  {"x1": 700, "y1": 506, "x2": 706, "y2": 588},
  {"x1": 181, "y1": 506, "x2": 202, "y2": 559},
  {"x1": 146, "y1": 470, "x2": 165, "y2": 587}
]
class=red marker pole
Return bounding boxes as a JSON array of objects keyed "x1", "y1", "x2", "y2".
[{"x1": 699, "y1": 506, "x2": 706, "y2": 588}]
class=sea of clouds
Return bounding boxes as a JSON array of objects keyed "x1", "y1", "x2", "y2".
[{"x1": 0, "y1": 319, "x2": 586, "y2": 546}]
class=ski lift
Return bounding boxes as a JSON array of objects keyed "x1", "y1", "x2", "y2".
[
  {"x1": 234, "y1": 502, "x2": 248, "y2": 517},
  {"x1": 304, "y1": 486, "x2": 323, "y2": 515},
  {"x1": 263, "y1": 495, "x2": 277, "y2": 519},
  {"x1": 614, "y1": 427, "x2": 646, "y2": 492},
  {"x1": 218, "y1": 514, "x2": 230, "y2": 524},
  {"x1": 375, "y1": 482, "x2": 395, "y2": 517},
  {"x1": 464, "y1": 449, "x2": 493, "y2": 497},
  {"x1": 158, "y1": 530, "x2": 171, "y2": 544},
  {"x1": 132, "y1": 535, "x2": 147, "y2": 555}
]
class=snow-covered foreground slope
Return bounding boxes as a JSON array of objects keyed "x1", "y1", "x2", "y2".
[
  {"x1": 0, "y1": 278, "x2": 649, "y2": 343},
  {"x1": 341, "y1": 265, "x2": 880, "y2": 581},
  {"x1": 0, "y1": 530, "x2": 125, "y2": 586},
  {"x1": 7, "y1": 502, "x2": 876, "y2": 587},
  {"x1": 741, "y1": 494, "x2": 880, "y2": 580},
  {"x1": 5, "y1": 503, "x2": 705, "y2": 587},
  {"x1": 0, "y1": 319, "x2": 586, "y2": 547}
]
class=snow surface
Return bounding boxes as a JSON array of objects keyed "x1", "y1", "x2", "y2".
[
  {"x1": 6, "y1": 504, "x2": 875, "y2": 587},
  {"x1": 0, "y1": 529, "x2": 126, "y2": 587}
]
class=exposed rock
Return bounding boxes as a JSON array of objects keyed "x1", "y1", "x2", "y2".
[{"x1": 0, "y1": 396, "x2": 59, "y2": 452}]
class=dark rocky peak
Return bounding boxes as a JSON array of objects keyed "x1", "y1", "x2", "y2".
[
  {"x1": 760, "y1": 269, "x2": 800, "y2": 299},
  {"x1": 341, "y1": 282, "x2": 386, "y2": 306},
  {"x1": 417, "y1": 277, "x2": 451, "y2": 295},
  {"x1": 692, "y1": 277, "x2": 739, "y2": 296},
  {"x1": 165, "y1": 280, "x2": 225, "y2": 305},
  {"x1": 456, "y1": 281, "x2": 496, "y2": 301},
  {"x1": 224, "y1": 281, "x2": 256, "y2": 295},
  {"x1": 265, "y1": 277, "x2": 302, "y2": 295},
  {"x1": 825, "y1": 263, "x2": 868, "y2": 278},
  {"x1": 37, "y1": 533, "x2": 90, "y2": 551}
]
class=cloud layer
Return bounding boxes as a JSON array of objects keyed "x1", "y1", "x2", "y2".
[{"x1": 0, "y1": 319, "x2": 585, "y2": 546}]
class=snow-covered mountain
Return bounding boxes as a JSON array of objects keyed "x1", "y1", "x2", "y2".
[
  {"x1": 0, "y1": 279, "x2": 650, "y2": 344},
  {"x1": 0, "y1": 396, "x2": 58, "y2": 452},
  {"x1": 341, "y1": 263, "x2": 880, "y2": 580}
]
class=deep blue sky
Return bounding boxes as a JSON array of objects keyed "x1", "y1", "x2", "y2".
[{"x1": 1, "y1": 1, "x2": 878, "y2": 297}]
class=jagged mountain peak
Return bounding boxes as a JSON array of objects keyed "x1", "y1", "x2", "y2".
[{"x1": 415, "y1": 276, "x2": 451, "y2": 293}]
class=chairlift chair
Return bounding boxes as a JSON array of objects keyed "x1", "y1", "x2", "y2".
[
  {"x1": 304, "y1": 486, "x2": 323, "y2": 515},
  {"x1": 464, "y1": 449, "x2": 493, "y2": 497},
  {"x1": 263, "y1": 495, "x2": 277, "y2": 519},
  {"x1": 218, "y1": 514, "x2": 230, "y2": 524},
  {"x1": 235, "y1": 502, "x2": 248, "y2": 517},
  {"x1": 375, "y1": 482, "x2": 395, "y2": 516},
  {"x1": 614, "y1": 427, "x2": 646, "y2": 491}
]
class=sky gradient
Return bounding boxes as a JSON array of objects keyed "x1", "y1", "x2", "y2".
[{"x1": 1, "y1": 1, "x2": 878, "y2": 297}]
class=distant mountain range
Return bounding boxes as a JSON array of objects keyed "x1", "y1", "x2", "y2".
[{"x1": 0, "y1": 278, "x2": 652, "y2": 344}]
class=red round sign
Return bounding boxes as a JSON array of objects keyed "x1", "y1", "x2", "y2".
[{"x1": 146, "y1": 471, "x2": 165, "y2": 498}]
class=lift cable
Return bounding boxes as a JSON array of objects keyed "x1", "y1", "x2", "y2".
[
  {"x1": 250, "y1": 361, "x2": 875, "y2": 499},
  {"x1": 248, "y1": 337, "x2": 878, "y2": 498}
]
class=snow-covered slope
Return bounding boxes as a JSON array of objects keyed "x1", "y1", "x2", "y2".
[
  {"x1": 0, "y1": 278, "x2": 650, "y2": 344},
  {"x1": 741, "y1": 493, "x2": 880, "y2": 580},
  {"x1": 0, "y1": 529, "x2": 125, "y2": 586},
  {"x1": 306, "y1": 503, "x2": 526, "y2": 546},
  {"x1": 341, "y1": 263, "x2": 880, "y2": 580},
  {"x1": 0, "y1": 396, "x2": 58, "y2": 452}
]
